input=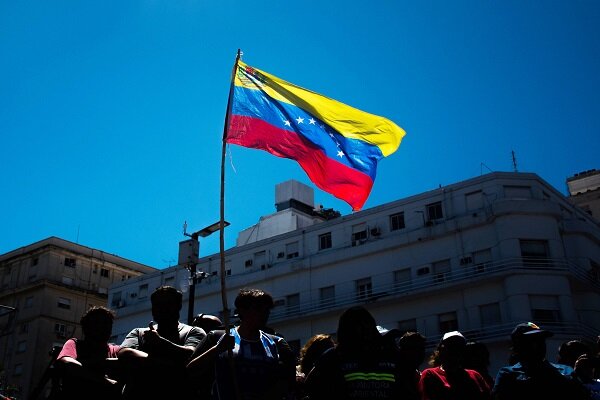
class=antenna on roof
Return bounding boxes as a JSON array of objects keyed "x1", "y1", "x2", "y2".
[{"x1": 511, "y1": 150, "x2": 518, "y2": 172}]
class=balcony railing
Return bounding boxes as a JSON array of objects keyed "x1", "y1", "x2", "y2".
[{"x1": 269, "y1": 257, "x2": 599, "y2": 322}]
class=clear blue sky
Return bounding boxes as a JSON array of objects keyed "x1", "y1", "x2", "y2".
[{"x1": 2, "y1": 1, "x2": 599, "y2": 268}]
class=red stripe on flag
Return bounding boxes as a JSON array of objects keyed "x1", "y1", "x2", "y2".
[{"x1": 227, "y1": 115, "x2": 373, "y2": 211}]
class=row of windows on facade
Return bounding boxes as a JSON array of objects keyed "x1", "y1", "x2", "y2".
[
  {"x1": 109, "y1": 239, "x2": 552, "y2": 309},
  {"x1": 239, "y1": 205, "x2": 441, "y2": 270},
  {"x1": 274, "y1": 240, "x2": 552, "y2": 313}
]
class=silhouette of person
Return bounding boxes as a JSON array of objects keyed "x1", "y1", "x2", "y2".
[
  {"x1": 55, "y1": 306, "x2": 122, "y2": 400},
  {"x1": 492, "y1": 322, "x2": 588, "y2": 400},
  {"x1": 463, "y1": 341, "x2": 495, "y2": 389},
  {"x1": 305, "y1": 306, "x2": 410, "y2": 400},
  {"x1": 295, "y1": 334, "x2": 335, "y2": 400},
  {"x1": 398, "y1": 331, "x2": 427, "y2": 400},
  {"x1": 419, "y1": 331, "x2": 490, "y2": 400},
  {"x1": 187, "y1": 288, "x2": 295, "y2": 400},
  {"x1": 118, "y1": 286, "x2": 205, "y2": 399},
  {"x1": 192, "y1": 313, "x2": 223, "y2": 333}
]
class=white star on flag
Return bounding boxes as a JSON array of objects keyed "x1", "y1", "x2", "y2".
[
  {"x1": 337, "y1": 150, "x2": 345, "y2": 158},
  {"x1": 309, "y1": 118, "x2": 316, "y2": 125},
  {"x1": 296, "y1": 117, "x2": 304, "y2": 124},
  {"x1": 283, "y1": 120, "x2": 291, "y2": 127}
]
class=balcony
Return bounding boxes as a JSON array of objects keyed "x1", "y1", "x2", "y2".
[{"x1": 268, "y1": 257, "x2": 598, "y2": 322}]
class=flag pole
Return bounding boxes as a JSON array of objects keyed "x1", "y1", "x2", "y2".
[
  {"x1": 220, "y1": 49, "x2": 242, "y2": 400},
  {"x1": 220, "y1": 48, "x2": 241, "y2": 329}
]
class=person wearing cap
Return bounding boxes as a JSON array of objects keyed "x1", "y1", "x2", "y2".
[
  {"x1": 492, "y1": 322, "x2": 589, "y2": 400},
  {"x1": 418, "y1": 330, "x2": 491, "y2": 400}
]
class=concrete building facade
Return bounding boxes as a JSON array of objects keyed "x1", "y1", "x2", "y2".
[
  {"x1": 0, "y1": 237, "x2": 156, "y2": 399},
  {"x1": 568, "y1": 169, "x2": 600, "y2": 221},
  {"x1": 109, "y1": 172, "x2": 600, "y2": 376}
]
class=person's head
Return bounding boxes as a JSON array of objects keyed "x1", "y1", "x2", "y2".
[
  {"x1": 430, "y1": 331, "x2": 467, "y2": 369},
  {"x1": 558, "y1": 340, "x2": 590, "y2": 367},
  {"x1": 398, "y1": 331, "x2": 427, "y2": 369},
  {"x1": 234, "y1": 288, "x2": 274, "y2": 329},
  {"x1": 299, "y1": 334, "x2": 335, "y2": 374},
  {"x1": 80, "y1": 306, "x2": 115, "y2": 343},
  {"x1": 192, "y1": 313, "x2": 223, "y2": 333},
  {"x1": 511, "y1": 322, "x2": 553, "y2": 365},
  {"x1": 463, "y1": 341, "x2": 490, "y2": 372},
  {"x1": 336, "y1": 306, "x2": 380, "y2": 352},
  {"x1": 151, "y1": 286, "x2": 183, "y2": 326}
]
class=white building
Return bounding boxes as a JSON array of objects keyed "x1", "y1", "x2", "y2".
[{"x1": 109, "y1": 172, "x2": 600, "y2": 375}]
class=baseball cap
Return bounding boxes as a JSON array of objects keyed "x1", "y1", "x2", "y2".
[
  {"x1": 511, "y1": 322, "x2": 553, "y2": 341},
  {"x1": 441, "y1": 331, "x2": 466, "y2": 344}
]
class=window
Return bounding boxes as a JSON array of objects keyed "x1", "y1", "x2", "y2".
[
  {"x1": 64, "y1": 257, "x2": 76, "y2": 267},
  {"x1": 32, "y1": 257, "x2": 39, "y2": 266},
  {"x1": 320, "y1": 286, "x2": 335, "y2": 307},
  {"x1": 226, "y1": 269, "x2": 232, "y2": 276},
  {"x1": 25, "y1": 296, "x2": 33, "y2": 308},
  {"x1": 62, "y1": 276, "x2": 74, "y2": 285},
  {"x1": 16, "y1": 340, "x2": 26, "y2": 353},
  {"x1": 394, "y1": 269, "x2": 411, "y2": 288},
  {"x1": 138, "y1": 284, "x2": 148, "y2": 298},
  {"x1": 480, "y1": 303, "x2": 502, "y2": 326},
  {"x1": 286, "y1": 242, "x2": 299, "y2": 259},
  {"x1": 532, "y1": 309, "x2": 560, "y2": 322},
  {"x1": 397, "y1": 318, "x2": 417, "y2": 334},
  {"x1": 253, "y1": 251, "x2": 266, "y2": 269},
  {"x1": 286, "y1": 293, "x2": 300, "y2": 314},
  {"x1": 520, "y1": 239, "x2": 549, "y2": 267},
  {"x1": 504, "y1": 185, "x2": 531, "y2": 199},
  {"x1": 432, "y1": 259, "x2": 451, "y2": 283},
  {"x1": 390, "y1": 212, "x2": 405, "y2": 231},
  {"x1": 426, "y1": 201, "x2": 444, "y2": 221},
  {"x1": 356, "y1": 277, "x2": 373, "y2": 300},
  {"x1": 473, "y1": 249, "x2": 492, "y2": 273},
  {"x1": 14, "y1": 364, "x2": 23, "y2": 376},
  {"x1": 100, "y1": 268, "x2": 110, "y2": 278},
  {"x1": 465, "y1": 191, "x2": 484, "y2": 211},
  {"x1": 416, "y1": 267, "x2": 430, "y2": 276},
  {"x1": 319, "y1": 232, "x2": 332, "y2": 250},
  {"x1": 54, "y1": 323, "x2": 66, "y2": 336},
  {"x1": 57, "y1": 297, "x2": 71, "y2": 310},
  {"x1": 93, "y1": 265, "x2": 98, "y2": 274},
  {"x1": 111, "y1": 292, "x2": 122, "y2": 308},
  {"x1": 438, "y1": 312, "x2": 458, "y2": 334},
  {"x1": 351, "y1": 223, "x2": 368, "y2": 246},
  {"x1": 530, "y1": 295, "x2": 560, "y2": 322}
]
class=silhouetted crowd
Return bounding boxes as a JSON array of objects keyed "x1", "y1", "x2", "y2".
[{"x1": 37, "y1": 286, "x2": 600, "y2": 400}]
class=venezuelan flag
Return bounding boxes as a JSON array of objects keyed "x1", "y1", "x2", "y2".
[{"x1": 226, "y1": 60, "x2": 406, "y2": 211}]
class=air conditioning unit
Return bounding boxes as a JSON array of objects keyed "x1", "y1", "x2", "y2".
[
  {"x1": 130, "y1": 293, "x2": 137, "y2": 298},
  {"x1": 370, "y1": 227, "x2": 381, "y2": 236},
  {"x1": 117, "y1": 300, "x2": 125, "y2": 308}
]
